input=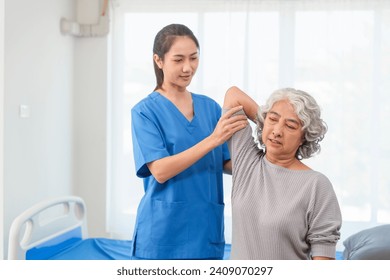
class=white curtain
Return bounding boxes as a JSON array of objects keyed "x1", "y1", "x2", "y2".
[{"x1": 108, "y1": 0, "x2": 390, "y2": 249}]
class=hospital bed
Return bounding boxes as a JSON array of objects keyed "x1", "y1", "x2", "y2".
[
  {"x1": 7, "y1": 196, "x2": 133, "y2": 260},
  {"x1": 8, "y1": 196, "x2": 352, "y2": 260}
]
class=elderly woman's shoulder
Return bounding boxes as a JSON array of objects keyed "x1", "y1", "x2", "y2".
[{"x1": 308, "y1": 170, "x2": 334, "y2": 189}]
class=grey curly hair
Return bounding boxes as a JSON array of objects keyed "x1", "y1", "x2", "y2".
[{"x1": 255, "y1": 88, "x2": 328, "y2": 159}]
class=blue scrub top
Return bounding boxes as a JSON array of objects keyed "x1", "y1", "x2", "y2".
[{"x1": 131, "y1": 91, "x2": 230, "y2": 259}]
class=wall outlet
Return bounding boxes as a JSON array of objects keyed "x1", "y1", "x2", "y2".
[{"x1": 19, "y1": 104, "x2": 30, "y2": 118}]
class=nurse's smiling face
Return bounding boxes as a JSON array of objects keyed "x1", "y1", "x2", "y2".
[{"x1": 154, "y1": 36, "x2": 199, "y2": 91}]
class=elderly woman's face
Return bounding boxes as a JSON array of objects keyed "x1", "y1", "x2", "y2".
[{"x1": 262, "y1": 100, "x2": 304, "y2": 160}]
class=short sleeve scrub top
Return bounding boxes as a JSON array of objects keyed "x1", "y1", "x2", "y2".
[{"x1": 131, "y1": 91, "x2": 230, "y2": 259}]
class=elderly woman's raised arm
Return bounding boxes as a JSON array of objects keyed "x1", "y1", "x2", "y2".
[{"x1": 223, "y1": 86, "x2": 260, "y2": 122}]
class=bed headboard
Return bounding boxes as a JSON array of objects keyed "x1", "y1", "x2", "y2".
[{"x1": 8, "y1": 196, "x2": 88, "y2": 260}]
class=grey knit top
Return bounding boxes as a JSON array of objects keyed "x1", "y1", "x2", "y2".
[{"x1": 227, "y1": 114, "x2": 342, "y2": 260}]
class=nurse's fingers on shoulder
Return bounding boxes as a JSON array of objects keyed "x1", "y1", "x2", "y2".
[
  {"x1": 223, "y1": 106, "x2": 244, "y2": 118},
  {"x1": 232, "y1": 118, "x2": 249, "y2": 128},
  {"x1": 227, "y1": 115, "x2": 248, "y2": 127}
]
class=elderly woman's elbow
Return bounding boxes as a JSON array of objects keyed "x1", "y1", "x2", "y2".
[
  {"x1": 226, "y1": 86, "x2": 239, "y2": 96},
  {"x1": 224, "y1": 86, "x2": 240, "y2": 108}
]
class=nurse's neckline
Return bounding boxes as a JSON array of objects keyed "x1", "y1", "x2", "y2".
[{"x1": 155, "y1": 90, "x2": 195, "y2": 122}]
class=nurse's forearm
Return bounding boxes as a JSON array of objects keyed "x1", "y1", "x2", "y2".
[
  {"x1": 147, "y1": 135, "x2": 222, "y2": 184},
  {"x1": 147, "y1": 106, "x2": 248, "y2": 184}
]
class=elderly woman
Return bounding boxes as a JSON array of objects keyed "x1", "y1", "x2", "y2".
[{"x1": 223, "y1": 86, "x2": 342, "y2": 260}]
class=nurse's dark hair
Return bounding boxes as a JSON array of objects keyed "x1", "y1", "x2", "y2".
[{"x1": 153, "y1": 23, "x2": 200, "y2": 91}]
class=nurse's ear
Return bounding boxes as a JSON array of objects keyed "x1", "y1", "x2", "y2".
[{"x1": 154, "y1": 54, "x2": 163, "y2": 69}]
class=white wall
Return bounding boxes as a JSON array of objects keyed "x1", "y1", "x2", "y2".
[
  {"x1": 0, "y1": 0, "x2": 5, "y2": 260},
  {"x1": 2, "y1": 0, "x2": 110, "y2": 259},
  {"x1": 3, "y1": 0, "x2": 76, "y2": 258},
  {"x1": 73, "y1": 35, "x2": 109, "y2": 238},
  {"x1": 71, "y1": 0, "x2": 110, "y2": 238}
]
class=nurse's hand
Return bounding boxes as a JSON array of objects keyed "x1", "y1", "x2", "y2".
[
  {"x1": 147, "y1": 106, "x2": 247, "y2": 184},
  {"x1": 210, "y1": 106, "x2": 248, "y2": 146}
]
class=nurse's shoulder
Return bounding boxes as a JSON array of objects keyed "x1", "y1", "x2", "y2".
[{"x1": 131, "y1": 91, "x2": 161, "y2": 114}]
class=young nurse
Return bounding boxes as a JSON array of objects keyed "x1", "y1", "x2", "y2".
[{"x1": 130, "y1": 24, "x2": 248, "y2": 259}]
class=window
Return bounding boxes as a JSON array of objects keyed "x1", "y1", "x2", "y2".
[{"x1": 108, "y1": 0, "x2": 390, "y2": 249}]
